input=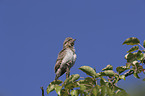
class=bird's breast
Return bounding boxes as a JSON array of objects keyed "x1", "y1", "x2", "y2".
[
  {"x1": 61, "y1": 48, "x2": 76, "y2": 68},
  {"x1": 65, "y1": 48, "x2": 75, "y2": 62}
]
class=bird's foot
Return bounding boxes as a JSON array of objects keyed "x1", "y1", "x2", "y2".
[{"x1": 66, "y1": 66, "x2": 70, "y2": 78}]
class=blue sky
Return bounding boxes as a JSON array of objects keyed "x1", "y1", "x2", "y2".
[{"x1": 0, "y1": 0, "x2": 145, "y2": 96}]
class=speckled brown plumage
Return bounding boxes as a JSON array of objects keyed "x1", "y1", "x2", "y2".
[{"x1": 54, "y1": 37, "x2": 76, "y2": 80}]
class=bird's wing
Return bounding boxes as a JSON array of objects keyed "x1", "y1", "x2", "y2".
[{"x1": 54, "y1": 48, "x2": 66, "y2": 73}]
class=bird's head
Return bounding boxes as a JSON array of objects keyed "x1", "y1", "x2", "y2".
[{"x1": 63, "y1": 37, "x2": 76, "y2": 48}]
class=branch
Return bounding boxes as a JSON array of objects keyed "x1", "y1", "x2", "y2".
[
  {"x1": 119, "y1": 70, "x2": 134, "y2": 81},
  {"x1": 139, "y1": 43, "x2": 145, "y2": 51},
  {"x1": 40, "y1": 87, "x2": 44, "y2": 96},
  {"x1": 124, "y1": 70, "x2": 134, "y2": 77}
]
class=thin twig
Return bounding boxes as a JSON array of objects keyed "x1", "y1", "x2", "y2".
[
  {"x1": 118, "y1": 70, "x2": 134, "y2": 81},
  {"x1": 139, "y1": 43, "x2": 145, "y2": 51},
  {"x1": 40, "y1": 87, "x2": 44, "y2": 96}
]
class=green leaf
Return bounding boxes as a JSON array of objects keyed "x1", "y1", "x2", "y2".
[
  {"x1": 124, "y1": 53, "x2": 129, "y2": 59},
  {"x1": 79, "y1": 66, "x2": 99, "y2": 78},
  {"x1": 125, "y1": 53, "x2": 137, "y2": 63},
  {"x1": 101, "y1": 86, "x2": 107, "y2": 96},
  {"x1": 60, "y1": 89, "x2": 68, "y2": 96},
  {"x1": 106, "y1": 86, "x2": 114, "y2": 96},
  {"x1": 47, "y1": 85, "x2": 55, "y2": 94},
  {"x1": 143, "y1": 40, "x2": 145, "y2": 48},
  {"x1": 63, "y1": 74, "x2": 80, "y2": 89},
  {"x1": 116, "y1": 66, "x2": 128, "y2": 74},
  {"x1": 142, "y1": 53, "x2": 145, "y2": 63},
  {"x1": 78, "y1": 77, "x2": 96, "y2": 86},
  {"x1": 78, "y1": 80, "x2": 86, "y2": 84},
  {"x1": 78, "y1": 77, "x2": 95, "y2": 93},
  {"x1": 79, "y1": 84, "x2": 87, "y2": 91},
  {"x1": 101, "y1": 70, "x2": 115, "y2": 76},
  {"x1": 66, "y1": 83, "x2": 78, "y2": 90},
  {"x1": 55, "y1": 85, "x2": 62, "y2": 95},
  {"x1": 114, "y1": 86, "x2": 129, "y2": 96},
  {"x1": 133, "y1": 72, "x2": 140, "y2": 79},
  {"x1": 53, "y1": 80, "x2": 63, "y2": 84},
  {"x1": 143, "y1": 50, "x2": 145, "y2": 53},
  {"x1": 123, "y1": 37, "x2": 140, "y2": 45},
  {"x1": 100, "y1": 78, "x2": 107, "y2": 86},
  {"x1": 63, "y1": 74, "x2": 80, "y2": 85},
  {"x1": 143, "y1": 78, "x2": 145, "y2": 81},
  {"x1": 126, "y1": 63, "x2": 131, "y2": 68},
  {"x1": 102, "y1": 64, "x2": 113, "y2": 71},
  {"x1": 137, "y1": 50, "x2": 144, "y2": 60},
  {"x1": 64, "y1": 75, "x2": 73, "y2": 84},
  {"x1": 47, "y1": 80, "x2": 63, "y2": 94},
  {"x1": 127, "y1": 46, "x2": 139, "y2": 53},
  {"x1": 132, "y1": 61, "x2": 138, "y2": 65},
  {"x1": 70, "y1": 74, "x2": 80, "y2": 82},
  {"x1": 92, "y1": 85, "x2": 99, "y2": 96},
  {"x1": 119, "y1": 75, "x2": 126, "y2": 80},
  {"x1": 84, "y1": 77, "x2": 96, "y2": 85},
  {"x1": 70, "y1": 90, "x2": 78, "y2": 96}
]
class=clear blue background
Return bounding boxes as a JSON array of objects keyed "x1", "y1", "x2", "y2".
[{"x1": 0, "y1": 0, "x2": 145, "y2": 96}]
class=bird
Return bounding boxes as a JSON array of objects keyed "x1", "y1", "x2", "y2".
[{"x1": 54, "y1": 37, "x2": 77, "y2": 80}]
